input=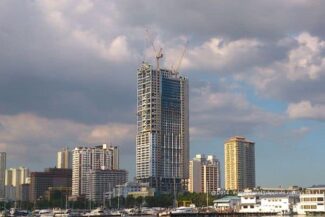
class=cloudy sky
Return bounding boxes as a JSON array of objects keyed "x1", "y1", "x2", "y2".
[{"x1": 1, "y1": 0, "x2": 325, "y2": 187}]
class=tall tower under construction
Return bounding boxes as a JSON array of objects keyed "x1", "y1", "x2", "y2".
[{"x1": 136, "y1": 63, "x2": 189, "y2": 193}]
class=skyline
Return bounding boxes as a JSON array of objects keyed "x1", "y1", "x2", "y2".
[{"x1": 0, "y1": 0, "x2": 325, "y2": 187}]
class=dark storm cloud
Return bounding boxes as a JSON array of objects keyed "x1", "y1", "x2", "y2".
[
  {"x1": 113, "y1": 0, "x2": 325, "y2": 40},
  {"x1": 0, "y1": 0, "x2": 139, "y2": 124}
]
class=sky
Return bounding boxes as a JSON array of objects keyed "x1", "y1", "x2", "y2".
[{"x1": 0, "y1": 0, "x2": 325, "y2": 187}]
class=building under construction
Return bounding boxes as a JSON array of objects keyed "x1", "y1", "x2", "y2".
[{"x1": 136, "y1": 62, "x2": 189, "y2": 193}]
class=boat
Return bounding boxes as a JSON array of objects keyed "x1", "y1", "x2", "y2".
[
  {"x1": 170, "y1": 206, "x2": 198, "y2": 214},
  {"x1": 9, "y1": 208, "x2": 29, "y2": 216},
  {"x1": 82, "y1": 208, "x2": 106, "y2": 217},
  {"x1": 39, "y1": 209, "x2": 53, "y2": 217}
]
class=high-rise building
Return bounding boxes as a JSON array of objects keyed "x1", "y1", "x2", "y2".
[
  {"x1": 87, "y1": 169, "x2": 127, "y2": 202},
  {"x1": 72, "y1": 144, "x2": 119, "y2": 197},
  {"x1": 188, "y1": 154, "x2": 221, "y2": 193},
  {"x1": 224, "y1": 136, "x2": 255, "y2": 191},
  {"x1": 57, "y1": 148, "x2": 72, "y2": 169},
  {"x1": 0, "y1": 152, "x2": 6, "y2": 200},
  {"x1": 5, "y1": 167, "x2": 30, "y2": 201},
  {"x1": 203, "y1": 155, "x2": 221, "y2": 193},
  {"x1": 136, "y1": 63, "x2": 189, "y2": 193}
]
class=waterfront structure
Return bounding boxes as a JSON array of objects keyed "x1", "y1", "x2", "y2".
[
  {"x1": 57, "y1": 148, "x2": 72, "y2": 169},
  {"x1": 188, "y1": 154, "x2": 221, "y2": 193},
  {"x1": 72, "y1": 144, "x2": 119, "y2": 197},
  {"x1": 0, "y1": 152, "x2": 6, "y2": 200},
  {"x1": 297, "y1": 186, "x2": 325, "y2": 215},
  {"x1": 5, "y1": 167, "x2": 30, "y2": 201},
  {"x1": 29, "y1": 168, "x2": 72, "y2": 202},
  {"x1": 113, "y1": 182, "x2": 155, "y2": 198},
  {"x1": 224, "y1": 136, "x2": 255, "y2": 191},
  {"x1": 136, "y1": 63, "x2": 189, "y2": 192},
  {"x1": 213, "y1": 196, "x2": 240, "y2": 212},
  {"x1": 87, "y1": 169, "x2": 127, "y2": 202},
  {"x1": 238, "y1": 190, "x2": 299, "y2": 214}
]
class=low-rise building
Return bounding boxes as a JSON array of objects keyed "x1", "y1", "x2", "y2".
[
  {"x1": 297, "y1": 186, "x2": 325, "y2": 215},
  {"x1": 213, "y1": 196, "x2": 240, "y2": 212},
  {"x1": 113, "y1": 182, "x2": 155, "y2": 198},
  {"x1": 29, "y1": 168, "x2": 72, "y2": 202},
  {"x1": 238, "y1": 190, "x2": 298, "y2": 214}
]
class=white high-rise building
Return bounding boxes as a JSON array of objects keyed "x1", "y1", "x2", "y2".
[
  {"x1": 136, "y1": 63, "x2": 189, "y2": 192},
  {"x1": 5, "y1": 167, "x2": 30, "y2": 201},
  {"x1": 188, "y1": 154, "x2": 221, "y2": 193},
  {"x1": 57, "y1": 148, "x2": 72, "y2": 169},
  {"x1": 72, "y1": 144, "x2": 119, "y2": 197},
  {"x1": 0, "y1": 152, "x2": 6, "y2": 200}
]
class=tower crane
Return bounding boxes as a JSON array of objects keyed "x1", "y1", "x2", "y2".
[
  {"x1": 145, "y1": 29, "x2": 163, "y2": 72},
  {"x1": 173, "y1": 40, "x2": 188, "y2": 74}
]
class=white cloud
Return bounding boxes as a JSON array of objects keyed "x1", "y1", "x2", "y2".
[
  {"x1": 247, "y1": 33, "x2": 325, "y2": 89},
  {"x1": 175, "y1": 37, "x2": 263, "y2": 71},
  {"x1": 37, "y1": 0, "x2": 135, "y2": 62},
  {"x1": 75, "y1": 0, "x2": 94, "y2": 14},
  {"x1": 287, "y1": 101, "x2": 325, "y2": 120},
  {"x1": 190, "y1": 85, "x2": 283, "y2": 138},
  {"x1": 0, "y1": 113, "x2": 135, "y2": 168},
  {"x1": 286, "y1": 33, "x2": 325, "y2": 81}
]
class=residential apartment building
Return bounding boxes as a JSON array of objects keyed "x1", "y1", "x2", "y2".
[
  {"x1": 188, "y1": 154, "x2": 221, "y2": 193},
  {"x1": 57, "y1": 147, "x2": 72, "y2": 169},
  {"x1": 87, "y1": 169, "x2": 127, "y2": 202},
  {"x1": 0, "y1": 152, "x2": 6, "y2": 200},
  {"x1": 136, "y1": 63, "x2": 189, "y2": 193},
  {"x1": 224, "y1": 136, "x2": 255, "y2": 191},
  {"x1": 5, "y1": 167, "x2": 30, "y2": 201},
  {"x1": 72, "y1": 144, "x2": 119, "y2": 197}
]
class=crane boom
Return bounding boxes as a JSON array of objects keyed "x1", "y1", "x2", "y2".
[{"x1": 174, "y1": 41, "x2": 188, "y2": 74}]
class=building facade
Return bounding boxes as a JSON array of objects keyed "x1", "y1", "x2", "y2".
[
  {"x1": 113, "y1": 182, "x2": 154, "y2": 198},
  {"x1": 238, "y1": 190, "x2": 299, "y2": 214},
  {"x1": 5, "y1": 167, "x2": 30, "y2": 201},
  {"x1": 224, "y1": 136, "x2": 255, "y2": 191},
  {"x1": 87, "y1": 169, "x2": 127, "y2": 202},
  {"x1": 57, "y1": 148, "x2": 72, "y2": 169},
  {"x1": 136, "y1": 63, "x2": 189, "y2": 192},
  {"x1": 72, "y1": 144, "x2": 119, "y2": 197},
  {"x1": 29, "y1": 168, "x2": 72, "y2": 202},
  {"x1": 297, "y1": 186, "x2": 325, "y2": 215},
  {"x1": 188, "y1": 154, "x2": 221, "y2": 193},
  {"x1": 0, "y1": 152, "x2": 6, "y2": 200}
]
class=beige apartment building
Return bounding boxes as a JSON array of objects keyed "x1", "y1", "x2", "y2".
[
  {"x1": 57, "y1": 147, "x2": 72, "y2": 169},
  {"x1": 224, "y1": 136, "x2": 255, "y2": 191},
  {"x1": 188, "y1": 154, "x2": 220, "y2": 193}
]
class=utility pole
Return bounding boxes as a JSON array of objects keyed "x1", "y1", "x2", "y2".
[
  {"x1": 206, "y1": 180, "x2": 209, "y2": 207},
  {"x1": 173, "y1": 177, "x2": 177, "y2": 208},
  {"x1": 117, "y1": 187, "x2": 120, "y2": 209}
]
